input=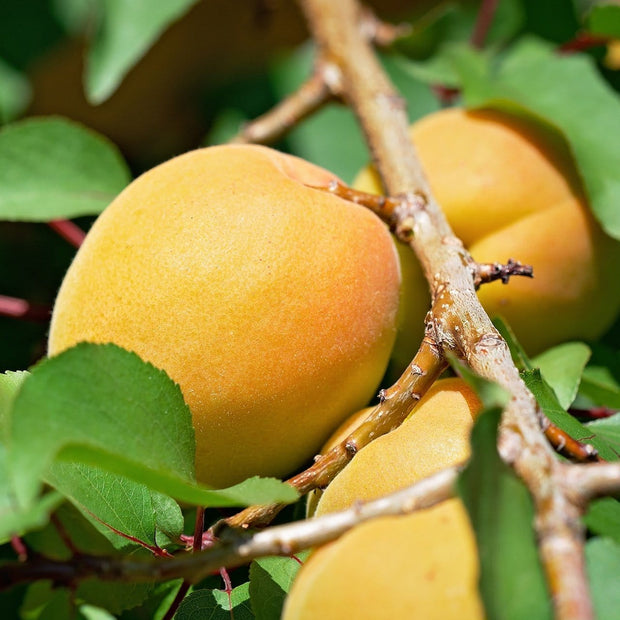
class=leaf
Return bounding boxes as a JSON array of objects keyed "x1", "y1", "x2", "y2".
[
  {"x1": 523, "y1": 369, "x2": 619, "y2": 461},
  {"x1": 78, "y1": 605, "x2": 116, "y2": 620},
  {"x1": 584, "y1": 498, "x2": 620, "y2": 545},
  {"x1": 0, "y1": 117, "x2": 130, "y2": 221},
  {"x1": 0, "y1": 370, "x2": 28, "y2": 439},
  {"x1": 579, "y1": 345, "x2": 620, "y2": 409},
  {"x1": 0, "y1": 59, "x2": 31, "y2": 124},
  {"x1": 76, "y1": 580, "x2": 152, "y2": 616},
  {"x1": 46, "y1": 461, "x2": 184, "y2": 551},
  {"x1": 585, "y1": 413, "x2": 620, "y2": 455},
  {"x1": 493, "y1": 316, "x2": 533, "y2": 372},
  {"x1": 176, "y1": 584, "x2": 254, "y2": 620},
  {"x1": 585, "y1": 537, "x2": 620, "y2": 620},
  {"x1": 449, "y1": 354, "x2": 511, "y2": 411},
  {"x1": 7, "y1": 343, "x2": 195, "y2": 509},
  {"x1": 458, "y1": 36, "x2": 620, "y2": 240},
  {"x1": 533, "y1": 342, "x2": 591, "y2": 409},
  {"x1": 249, "y1": 553, "x2": 309, "y2": 620},
  {"x1": 86, "y1": 0, "x2": 200, "y2": 103},
  {"x1": 586, "y1": 4, "x2": 620, "y2": 38},
  {"x1": 7, "y1": 343, "x2": 297, "y2": 511},
  {"x1": 457, "y1": 407, "x2": 552, "y2": 620}
]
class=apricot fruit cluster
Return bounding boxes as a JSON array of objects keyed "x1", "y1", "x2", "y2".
[
  {"x1": 48, "y1": 144, "x2": 401, "y2": 488},
  {"x1": 355, "y1": 107, "x2": 620, "y2": 371},
  {"x1": 283, "y1": 378, "x2": 484, "y2": 619}
]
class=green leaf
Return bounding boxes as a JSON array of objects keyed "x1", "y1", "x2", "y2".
[
  {"x1": 0, "y1": 117, "x2": 130, "y2": 221},
  {"x1": 46, "y1": 461, "x2": 184, "y2": 551},
  {"x1": 523, "y1": 369, "x2": 618, "y2": 461},
  {"x1": 8, "y1": 343, "x2": 195, "y2": 509},
  {"x1": 78, "y1": 605, "x2": 116, "y2": 620},
  {"x1": 584, "y1": 498, "x2": 620, "y2": 545},
  {"x1": 579, "y1": 345, "x2": 620, "y2": 409},
  {"x1": 585, "y1": 537, "x2": 620, "y2": 620},
  {"x1": 585, "y1": 413, "x2": 620, "y2": 455},
  {"x1": 533, "y1": 342, "x2": 591, "y2": 409},
  {"x1": 7, "y1": 343, "x2": 297, "y2": 511},
  {"x1": 77, "y1": 580, "x2": 152, "y2": 616},
  {"x1": 0, "y1": 370, "x2": 28, "y2": 440},
  {"x1": 0, "y1": 59, "x2": 30, "y2": 124},
  {"x1": 176, "y1": 584, "x2": 254, "y2": 620},
  {"x1": 86, "y1": 0, "x2": 200, "y2": 103},
  {"x1": 249, "y1": 553, "x2": 309, "y2": 620},
  {"x1": 586, "y1": 4, "x2": 620, "y2": 38},
  {"x1": 457, "y1": 407, "x2": 552, "y2": 620},
  {"x1": 459, "y1": 36, "x2": 620, "y2": 240}
]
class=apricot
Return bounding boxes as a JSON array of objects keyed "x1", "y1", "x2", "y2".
[
  {"x1": 48, "y1": 144, "x2": 401, "y2": 488},
  {"x1": 283, "y1": 378, "x2": 483, "y2": 619},
  {"x1": 355, "y1": 107, "x2": 620, "y2": 358}
]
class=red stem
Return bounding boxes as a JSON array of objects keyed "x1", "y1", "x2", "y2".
[
  {"x1": 471, "y1": 0, "x2": 499, "y2": 49},
  {"x1": 0, "y1": 294, "x2": 51, "y2": 322},
  {"x1": 48, "y1": 219, "x2": 86, "y2": 248}
]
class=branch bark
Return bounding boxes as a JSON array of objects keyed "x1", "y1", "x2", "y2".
[{"x1": 299, "y1": 0, "x2": 594, "y2": 618}]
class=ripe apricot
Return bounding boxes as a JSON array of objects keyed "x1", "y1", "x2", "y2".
[
  {"x1": 48, "y1": 144, "x2": 401, "y2": 488},
  {"x1": 283, "y1": 378, "x2": 483, "y2": 619},
  {"x1": 355, "y1": 107, "x2": 620, "y2": 360}
]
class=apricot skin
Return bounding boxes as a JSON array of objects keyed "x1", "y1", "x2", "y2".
[
  {"x1": 48, "y1": 144, "x2": 401, "y2": 488},
  {"x1": 283, "y1": 379, "x2": 483, "y2": 619},
  {"x1": 355, "y1": 107, "x2": 620, "y2": 359}
]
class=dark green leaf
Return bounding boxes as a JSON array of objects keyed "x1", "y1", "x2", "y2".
[
  {"x1": 0, "y1": 117, "x2": 130, "y2": 221},
  {"x1": 584, "y1": 498, "x2": 620, "y2": 544},
  {"x1": 519, "y1": 0, "x2": 578, "y2": 44},
  {"x1": 21, "y1": 581, "x2": 72, "y2": 620},
  {"x1": 523, "y1": 369, "x2": 618, "y2": 461},
  {"x1": 249, "y1": 553, "x2": 309, "y2": 620},
  {"x1": 457, "y1": 407, "x2": 551, "y2": 620},
  {"x1": 0, "y1": 59, "x2": 30, "y2": 124},
  {"x1": 459, "y1": 37, "x2": 620, "y2": 239},
  {"x1": 76, "y1": 580, "x2": 152, "y2": 616},
  {"x1": 176, "y1": 584, "x2": 254, "y2": 620},
  {"x1": 86, "y1": 0, "x2": 201, "y2": 103},
  {"x1": 587, "y1": 4, "x2": 620, "y2": 38},
  {"x1": 585, "y1": 537, "x2": 620, "y2": 620},
  {"x1": 533, "y1": 342, "x2": 591, "y2": 409}
]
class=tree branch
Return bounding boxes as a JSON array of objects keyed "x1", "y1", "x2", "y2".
[
  {"x1": 0, "y1": 467, "x2": 458, "y2": 590},
  {"x1": 299, "y1": 0, "x2": 594, "y2": 617}
]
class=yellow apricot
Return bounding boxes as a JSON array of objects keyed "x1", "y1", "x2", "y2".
[
  {"x1": 284, "y1": 378, "x2": 483, "y2": 619},
  {"x1": 48, "y1": 144, "x2": 401, "y2": 488},
  {"x1": 313, "y1": 377, "x2": 481, "y2": 516},
  {"x1": 355, "y1": 107, "x2": 620, "y2": 358}
]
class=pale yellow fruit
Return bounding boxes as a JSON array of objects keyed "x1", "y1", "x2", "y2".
[
  {"x1": 355, "y1": 107, "x2": 620, "y2": 358},
  {"x1": 48, "y1": 144, "x2": 401, "y2": 488},
  {"x1": 284, "y1": 378, "x2": 483, "y2": 619}
]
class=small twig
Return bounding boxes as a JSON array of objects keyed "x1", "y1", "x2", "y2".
[
  {"x1": 359, "y1": 6, "x2": 412, "y2": 47},
  {"x1": 215, "y1": 339, "x2": 446, "y2": 531},
  {"x1": 230, "y1": 70, "x2": 334, "y2": 145},
  {"x1": 559, "y1": 33, "x2": 609, "y2": 55},
  {"x1": 470, "y1": 0, "x2": 500, "y2": 49},
  {"x1": 10, "y1": 537, "x2": 27, "y2": 562},
  {"x1": 51, "y1": 514, "x2": 82, "y2": 557},
  {"x1": 48, "y1": 220, "x2": 86, "y2": 248},
  {"x1": 0, "y1": 467, "x2": 458, "y2": 590},
  {"x1": 565, "y1": 462, "x2": 620, "y2": 502},
  {"x1": 0, "y1": 294, "x2": 51, "y2": 323},
  {"x1": 471, "y1": 258, "x2": 534, "y2": 289}
]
